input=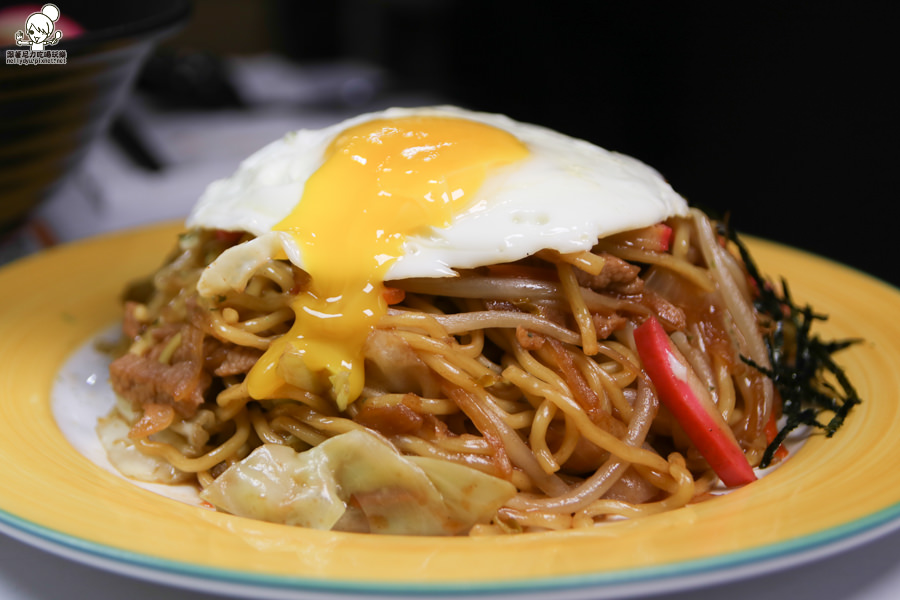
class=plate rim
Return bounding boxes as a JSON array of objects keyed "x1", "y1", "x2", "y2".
[{"x1": 4, "y1": 495, "x2": 900, "y2": 598}]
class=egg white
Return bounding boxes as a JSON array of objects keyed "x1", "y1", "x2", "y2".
[{"x1": 187, "y1": 106, "x2": 689, "y2": 296}]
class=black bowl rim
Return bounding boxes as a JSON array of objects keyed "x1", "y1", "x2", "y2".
[{"x1": 0, "y1": 0, "x2": 192, "y2": 53}]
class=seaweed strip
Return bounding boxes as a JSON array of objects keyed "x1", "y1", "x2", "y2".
[{"x1": 718, "y1": 222, "x2": 863, "y2": 468}]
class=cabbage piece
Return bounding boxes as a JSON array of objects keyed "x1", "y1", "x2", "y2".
[
  {"x1": 200, "y1": 429, "x2": 516, "y2": 535},
  {"x1": 200, "y1": 442, "x2": 346, "y2": 529},
  {"x1": 408, "y1": 456, "x2": 518, "y2": 531},
  {"x1": 96, "y1": 402, "x2": 191, "y2": 484}
]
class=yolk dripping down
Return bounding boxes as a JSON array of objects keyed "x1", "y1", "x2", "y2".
[{"x1": 246, "y1": 116, "x2": 529, "y2": 409}]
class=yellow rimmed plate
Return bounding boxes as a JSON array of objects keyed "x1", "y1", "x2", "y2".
[{"x1": 1, "y1": 221, "x2": 899, "y2": 600}]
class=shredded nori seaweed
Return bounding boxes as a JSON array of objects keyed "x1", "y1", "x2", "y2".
[{"x1": 719, "y1": 221, "x2": 863, "y2": 468}]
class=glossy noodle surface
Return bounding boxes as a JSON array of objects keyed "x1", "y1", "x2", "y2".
[{"x1": 104, "y1": 212, "x2": 780, "y2": 535}]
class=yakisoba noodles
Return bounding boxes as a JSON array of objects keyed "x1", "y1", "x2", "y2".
[{"x1": 102, "y1": 106, "x2": 857, "y2": 535}]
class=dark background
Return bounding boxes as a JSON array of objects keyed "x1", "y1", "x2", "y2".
[{"x1": 165, "y1": 1, "x2": 897, "y2": 285}]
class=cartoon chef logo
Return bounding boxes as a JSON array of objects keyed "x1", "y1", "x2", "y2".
[{"x1": 15, "y1": 3, "x2": 63, "y2": 51}]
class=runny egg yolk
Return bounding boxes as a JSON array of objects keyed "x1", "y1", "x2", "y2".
[{"x1": 246, "y1": 116, "x2": 529, "y2": 409}]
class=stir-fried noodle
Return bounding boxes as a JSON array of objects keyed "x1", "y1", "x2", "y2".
[{"x1": 105, "y1": 209, "x2": 787, "y2": 534}]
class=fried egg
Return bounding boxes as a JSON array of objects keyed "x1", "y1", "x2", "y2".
[{"x1": 186, "y1": 106, "x2": 689, "y2": 408}]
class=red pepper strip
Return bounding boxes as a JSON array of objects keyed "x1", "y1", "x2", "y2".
[
  {"x1": 654, "y1": 223, "x2": 673, "y2": 252},
  {"x1": 213, "y1": 229, "x2": 244, "y2": 245},
  {"x1": 607, "y1": 223, "x2": 673, "y2": 252},
  {"x1": 633, "y1": 316, "x2": 757, "y2": 487},
  {"x1": 764, "y1": 413, "x2": 790, "y2": 462},
  {"x1": 382, "y1": 286, "x2": 406, "y2": 305}
]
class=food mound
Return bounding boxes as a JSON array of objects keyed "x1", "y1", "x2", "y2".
[{"x1": 100, "y1": 107, "x2": 859, "y2": 535}]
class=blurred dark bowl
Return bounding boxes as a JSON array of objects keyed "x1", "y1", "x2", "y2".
[{"x1": 0, "y1": 0, "x2": 190, "y2": 233}]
